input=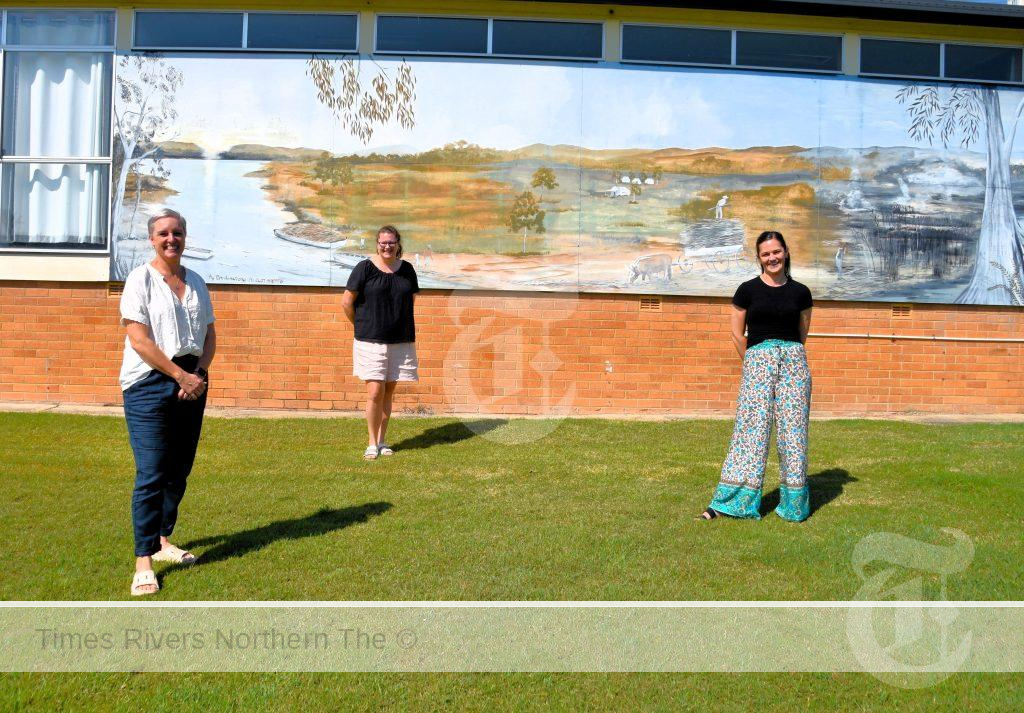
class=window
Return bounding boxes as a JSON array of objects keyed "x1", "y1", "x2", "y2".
[
  {"x1": 621, "y1": 25, "x2": 731, "y2": 66},
  {"x1": 945, "y1": 43, "x2": 1022, "y2": 83},
  {"x1": 375, "y1": 16, "x2": 488, "y2": 55},
  {"x1": 0, "y1": 10, "x2": 114, "y2": 250},
  {"x1": 491, "y1": 20, "x2": 602, "y2": 59},
  {"x1": 860, "y1": 39, "x2": 940, "y2": 78},
  {"x1": 376, "y1": 15, "x2": 603, "y2": 60},
  {"x1": 133, "y1": 11, "x2": 358, "y2": 52},
  {"x1": 247, "y1": 13, "x2": 358, "y2": 52},
  {"x1": 134, "y1": 11, "x2": 242, "y2": 50},
  {"x1": 860, "y1": 37, "x2": 1022, "y2": 84},
  {"x1": 736, "y1": 31, "x2": 842, "y2": 72},
  {"x1": 622, "y1": 24, "x2": 841, "y2": 73}
]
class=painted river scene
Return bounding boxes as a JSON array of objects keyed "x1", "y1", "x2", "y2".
[{"x1": 111, "y1": 54, "x2": 1024, "y2": 305}]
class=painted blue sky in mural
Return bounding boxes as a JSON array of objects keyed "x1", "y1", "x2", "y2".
[{"x1": 164, "y1": 56, "x2": 1024, "y2": 157}]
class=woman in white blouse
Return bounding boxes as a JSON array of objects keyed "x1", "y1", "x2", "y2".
[{"x1": 119, "y1": 208, "x2": 216, "y2": 596}]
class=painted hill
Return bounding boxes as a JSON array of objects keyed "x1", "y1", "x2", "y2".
[
  {"x1": 219, "y1": 144, "x2": 327, "y2": 161},
  {"x1": 507, "y1": 143, "x2": 814, "y2": 175},
  {"x1": 154, "y1": 141, "x2": 205, "y2": 158}
]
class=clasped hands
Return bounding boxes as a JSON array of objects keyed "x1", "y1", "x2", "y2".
[{"x1": 176, "y1": 371, "x2": 207, "y2": 401}]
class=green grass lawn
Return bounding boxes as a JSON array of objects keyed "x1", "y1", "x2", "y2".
[{"x1": 1, "y1": 413, "x2": 1022, "y2": 709}]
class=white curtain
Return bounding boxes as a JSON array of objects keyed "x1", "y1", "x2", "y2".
[
  {"x1": 2, "y1": 51, "x2": 110, "y2": 245},
  {"x1": 4, "y1": 52, "x2": 109, "y2": 157},
  {"x1": 5, "y1": 163, "x2": 107, "y2": 244}
]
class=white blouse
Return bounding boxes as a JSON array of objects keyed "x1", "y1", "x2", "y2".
[{"x1": 119, "y1": 263, "x2": 215, "y2": 391}]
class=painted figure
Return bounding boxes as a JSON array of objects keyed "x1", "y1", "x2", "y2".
[
  {"x1": 698, "y1": 230, "x2": 813, "y2": 523},
  {"x1": 342, "y1": 225, "x2": 420, "y2": 460},
  {"x1": 120, "y1": 208, "x2": 217, "y2": 596},
  {"x1": 712, "y1": 195, "x2": 729, "y2": 220}
]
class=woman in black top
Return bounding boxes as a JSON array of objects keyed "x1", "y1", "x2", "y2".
[
  {"x1": 342, "y1": 225, "x2": 420, "y2": 460},
  {"x1": 698, "y1": 231, "x2": 814, "y2": 522}
]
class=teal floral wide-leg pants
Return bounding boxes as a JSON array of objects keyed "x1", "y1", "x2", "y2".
[{"x1": 708, "y1": 339, "x2": 811, "y2": 522}]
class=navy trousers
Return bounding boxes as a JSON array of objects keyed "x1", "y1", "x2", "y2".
[{"x1": 123, "y1": 355, "x2": 206, "y2": 557}]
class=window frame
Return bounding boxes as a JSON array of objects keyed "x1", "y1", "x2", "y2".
[
  {"x1": 374, "y1": 13, "x2": 604, "y2": 62},
  {"x1": 132, "y1": 10, "x2": 359, "y2": 53},
  {"x1": 620, "y1": 23, "x2": 843, "y2": 75},
  {"x1": 0, "y1": 8, "x2": 116, "y2": 254},
  {"x1": 859, "y1": 35, "x2": 1024, "y2": 86}
]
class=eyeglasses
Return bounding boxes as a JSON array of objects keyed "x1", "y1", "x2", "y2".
[{"x1": 377, "y1": 242, "x2": 397, "y2": 248}]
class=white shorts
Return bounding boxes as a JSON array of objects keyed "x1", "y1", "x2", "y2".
[{"x1": 353, "y1": 340, "x2": 419, "y2": 382}]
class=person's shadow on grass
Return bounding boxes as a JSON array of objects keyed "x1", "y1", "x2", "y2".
[
  {"x1": 391, "y1": 419, "x2": 506, "y2": 451},
  {"x1": 173, "y1": 502, "x2": 392, "y2": 570},
  {"x1": 761, "y1": 468, "x2": 856, "y2": 519}
]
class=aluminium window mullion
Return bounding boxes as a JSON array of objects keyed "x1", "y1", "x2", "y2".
[
  {"x1": 242, "y1": 12, "x2": 249, "y2": 49},
  {"x1": 487, "y1": 18, "x2": 493, "y2": 55},
  {"x1": 2, "y1": 156, "x2": 112, "y2": 164},
  {"x1": 730, "y1": 30, "x2": 737, "y2": 66},
  {"x1": 939, "y1": 42, "x2": 946, "y2": 79}
]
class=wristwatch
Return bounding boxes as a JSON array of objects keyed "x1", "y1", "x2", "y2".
[{"x1": 195, "y1": 367, "x2": 209, "y2": 381}]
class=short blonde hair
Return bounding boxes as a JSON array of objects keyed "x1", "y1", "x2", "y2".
[{"x1": 148, "y1": 208, "x2": 187, "y2": 236}]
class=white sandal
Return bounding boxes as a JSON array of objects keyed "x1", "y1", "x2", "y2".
[
  {"x1": 152, "y1": 545, "x2": 197, "y2": 565},
  {"x1": 377, "y1": 444, "x2": 394, "y2": 456},
  {"x1": 364, "y1": 445, "x2": 379, "y2": 460},
  {"x1": 130, "y1": 570, "x2": 159, "y2": 596}
]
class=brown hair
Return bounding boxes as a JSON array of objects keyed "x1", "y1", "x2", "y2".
[
  {"x1": 755, "y1": 230, "x2": 791, "y2": 278},
  {"x1": 378, "y1": 225, "x2": 402, "y2": 259}
]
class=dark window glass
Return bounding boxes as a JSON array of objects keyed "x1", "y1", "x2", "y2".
[
  {"x1": 861, "y1": 39, "x2": 940, "y2": 77},
  {"x1": 134, "y1": 11, "x2": 243, "y2": 48},
  {"x1": 247, "y1": 13, "x2": 357, "y2": 51},
  {"x1": 621, "y1": 25, "x2": 731, "y2": 65},
  {"x1": 376, "y1": 16, "x2": 488, "y2": 54},
  {"x1": 736, "y1": 31, "x2": 841, "y2": 71},
  {"x1": 492, "y1": 19, "x2": 602, "y2": 59},
  {"x1": 945, "y1": 43, "x2": 1022, "y2": 83}
]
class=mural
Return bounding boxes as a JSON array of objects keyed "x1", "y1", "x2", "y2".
[{"x1": 111, "y1": 53, "x2": 1024, "y2": 305}]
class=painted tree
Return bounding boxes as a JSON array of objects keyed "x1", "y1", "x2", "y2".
[
  {"x1": 507, "y1": 190, "x2": 546, "y2": 254},
  {"x1": 111, "y1": 55, "x2": 183, "y2": 276},
  {"x1": 897, "y1": 84, "x2": 1024, "y2": 304},
  {"x1": 531, "y1": 166, "x2": 558, "y2": 191},
  {"x1": 629, "y1": 182, "x2": 642, "y2": 204},
  {"x1": 306, "y1": 56, "x2": 416, "y2": 144},
  {"x1": 312, "y1": 153, "x2": 354, "y2": 193}
]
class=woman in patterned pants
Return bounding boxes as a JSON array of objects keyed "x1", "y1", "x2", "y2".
[{"x1": 698, "y1": 231, "x2": 814, "y2": 522}]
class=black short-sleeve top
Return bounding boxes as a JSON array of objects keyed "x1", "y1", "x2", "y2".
[
  {"x1": 732, "y1": 276, "x2": 813, "y2": 349},
  {"x1": 345, "y1": 259, "x2": 419, "y2": 344}
]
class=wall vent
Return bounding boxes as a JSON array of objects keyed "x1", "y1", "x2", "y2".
[
  {"x1": 891, "y1": 304, "x2": 912, "y2": 319},
  {"x1": 640, "y1": 297, "x2": 662, "y2": 312},
  {"x1": 107, "y1": 282, "x2": 124, "y2": 298}
]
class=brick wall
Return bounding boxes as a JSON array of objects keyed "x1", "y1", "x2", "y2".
[{"x1": 1, "y1": 281, "x2": 1021, "y2": 416}]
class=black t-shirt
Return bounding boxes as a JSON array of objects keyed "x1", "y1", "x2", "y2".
[
  {"x1": 732, "y1": 276, "x2": 813, "y2": 349},
  {"x1": 345, "y1": 259, "x2": 419, "y2": 344}
]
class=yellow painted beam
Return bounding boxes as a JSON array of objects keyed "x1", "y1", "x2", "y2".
[{"x1": 21, "y1": 1, "x2": 1024, "y2": 45}]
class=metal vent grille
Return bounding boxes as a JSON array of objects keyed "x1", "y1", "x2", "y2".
[
  {"x1": 107, "y1": 282, "x2": 124, "y2": 298},
  {"x1": 640, "y1": 297, "x2": 662, "y2": 312},
  {"x1": 892, "y1": 304, "x2": 912, "y2": 319}
]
